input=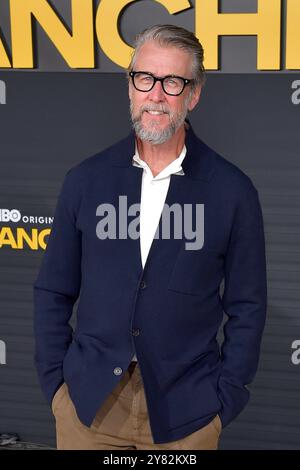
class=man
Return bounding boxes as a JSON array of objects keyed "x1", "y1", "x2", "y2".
[{"x1": 34, "y1": 25, "x2": 267, "y2": 450}]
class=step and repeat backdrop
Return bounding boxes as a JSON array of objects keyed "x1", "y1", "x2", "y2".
[{"x1": 1, "y1": 0, "x2": 300, "y2": 449}]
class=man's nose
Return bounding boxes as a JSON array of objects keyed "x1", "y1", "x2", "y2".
[{"x1": 148, "y1": 80, "x2": 166, "y2": 101}]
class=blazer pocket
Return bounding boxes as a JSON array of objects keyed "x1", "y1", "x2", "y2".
[
  {"x1": 165, "y1": 373, "x2": 222, "y2": 431},
  {"x1": 167, "y1": 248, "x2": 224, "y2": 296}
]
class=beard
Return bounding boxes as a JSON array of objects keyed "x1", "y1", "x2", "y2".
[{"x1": 130, "y1": 96, "x2": 191, "y2": 145}]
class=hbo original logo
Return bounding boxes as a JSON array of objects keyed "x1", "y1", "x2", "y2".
[{"x1": 0, "y1": 209, "x2": 21, "y2": 223}]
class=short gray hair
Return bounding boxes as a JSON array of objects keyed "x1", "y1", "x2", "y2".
[{"x1": 128, "y1": 24, "x2": 206, "y2": 89}]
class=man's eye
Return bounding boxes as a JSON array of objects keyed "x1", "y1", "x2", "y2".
[{"x1": 165, "y1": 78, "x2": 178, "y2": 87}]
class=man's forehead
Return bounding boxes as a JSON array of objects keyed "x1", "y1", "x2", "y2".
[{"x1": 134, "y1": 41, "x2": 193, "y2": 75}]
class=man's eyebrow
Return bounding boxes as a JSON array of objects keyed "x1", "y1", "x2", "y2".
[
  {"x1": 134, "y1": 70, "x2": 153, "y2": 75},
  {"x1": 135, "y1": 71, "x2": 178, "y2": 78}
]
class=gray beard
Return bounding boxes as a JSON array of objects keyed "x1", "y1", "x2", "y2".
[{"x1": 130, "y1": 102, "x2": 189, "y2": 145}]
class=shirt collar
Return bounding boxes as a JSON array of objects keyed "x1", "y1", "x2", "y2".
[{"x1": 132, "y1": 143, "x2": 186, "y2": 180}]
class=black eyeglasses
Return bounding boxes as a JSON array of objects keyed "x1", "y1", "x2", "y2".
[{"x1": 129, "y1": 71, "x2": 194, "y2": 96}]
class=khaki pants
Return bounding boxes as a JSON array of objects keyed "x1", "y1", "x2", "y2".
[{"x1": 52, "y1": 361, "x2": 222, "y2": 450}]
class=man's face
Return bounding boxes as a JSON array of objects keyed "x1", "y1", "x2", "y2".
[{"x1": 129, "y1": 41, "x2": 201, "y2": 145}]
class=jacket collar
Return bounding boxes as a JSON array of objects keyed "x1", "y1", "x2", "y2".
[{"x1": 111, "y1": 120, "x2": 216, "y2": 182}]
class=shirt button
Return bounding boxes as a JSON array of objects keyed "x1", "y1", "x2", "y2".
[
  {"x1": 132, "y1": 328, "x2": 140, "y2": 336},
  {"x1": 140, "y1": 280, "x2": 147, "y2": 289},
  {"x1": 113, "y1": 367, "x2": 123, "y2": 376}
]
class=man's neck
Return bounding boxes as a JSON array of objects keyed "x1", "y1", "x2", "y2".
[{"x1": 136, "y1": 124, "x2": 186, "y2": 177}]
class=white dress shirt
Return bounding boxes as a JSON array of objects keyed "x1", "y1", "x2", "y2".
[{"x1": 130, "y1": 143, "x2": 187, "y2": 362}]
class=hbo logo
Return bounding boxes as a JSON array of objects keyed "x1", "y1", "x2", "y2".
[{"x1": 0, "y1": 209, "x2": 21, "y2": 223}]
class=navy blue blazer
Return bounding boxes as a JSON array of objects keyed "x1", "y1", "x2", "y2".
[{"x1": 33, "y1": 124, "x2": 267, "y2": 444}]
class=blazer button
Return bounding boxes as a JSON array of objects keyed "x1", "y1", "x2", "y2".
[
  {"x1": 132, "y1": 328, "x2": 140, "y2": 336},
  {"x1": 113, "y1": 367, "x2": 123, "y2": 376},
  {"x1": 140, "y1": 280, "x2": 147, "y2": 289}
]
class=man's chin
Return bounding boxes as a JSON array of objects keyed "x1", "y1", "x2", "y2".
[
  {"x1": 137, "y1": 126, "x2": 174, "y2": 145},
  {"x1": 141, "y1": 112, "x2": 169, "y2": 127},
  {"x1": 142, "y1": 124, "x2": 168, "y2": 136}
]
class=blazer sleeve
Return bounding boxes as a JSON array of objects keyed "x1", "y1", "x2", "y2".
[
  {"x1": 218, "y1": 183, "x2": 267, "y2": 428},
  {"x1": 33, "y1": 167, "x2": 82, "y2": 406}
]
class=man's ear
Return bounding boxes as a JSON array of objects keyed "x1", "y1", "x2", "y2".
[{"x1": 188, "y1": 86, "x2": 202, "y2": 112}]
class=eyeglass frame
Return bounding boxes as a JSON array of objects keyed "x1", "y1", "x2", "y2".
[{"x1": 129, "y1": 71, "x2": 194, "y2": 96}]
